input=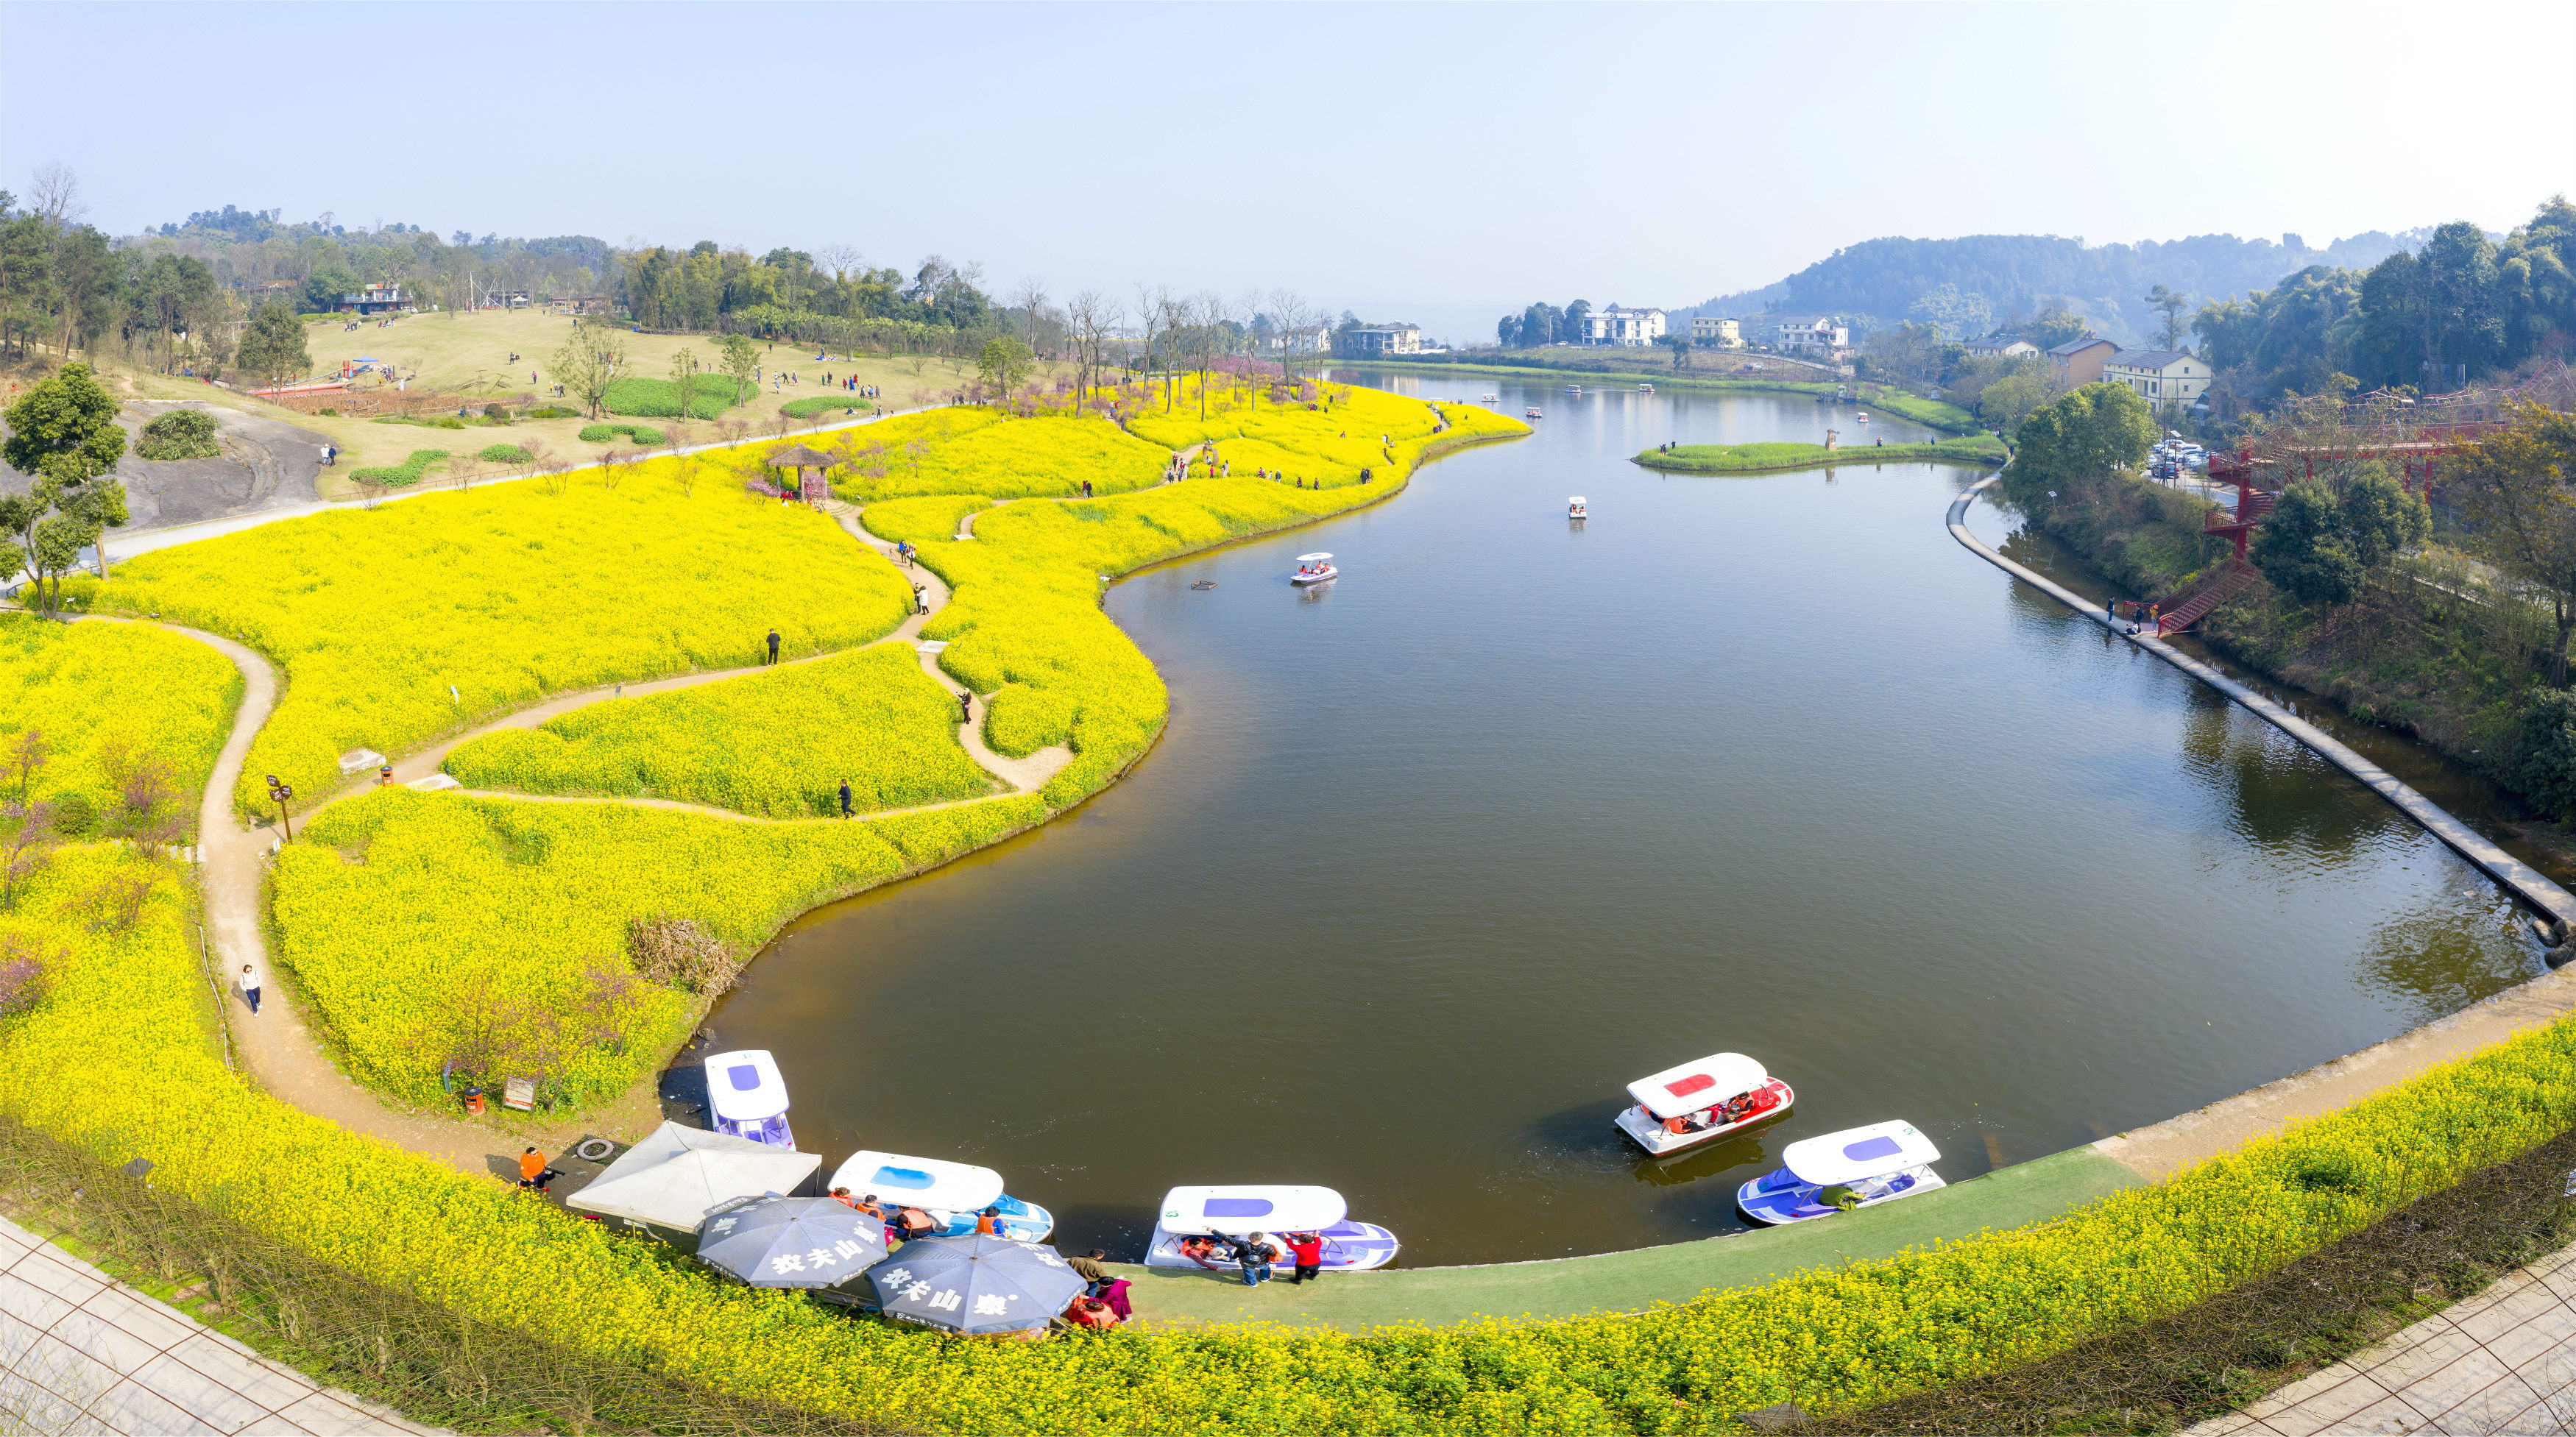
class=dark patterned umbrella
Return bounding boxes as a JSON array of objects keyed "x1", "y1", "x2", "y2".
[
  {"x1": 693, "y1": 1196, "x2": 888, "y2": 1288},
  {"x1": 862, "y1": 1235, "x2": 1085, "y2": 1335}
]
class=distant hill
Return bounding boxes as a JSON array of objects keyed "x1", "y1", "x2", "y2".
[{"x1": 1674, "y1": 228, "x2": 2438, "y2": 344}]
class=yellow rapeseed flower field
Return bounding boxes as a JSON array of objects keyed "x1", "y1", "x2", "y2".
[
  {"x1": 442, "y1": 644, "x2": 991, "y2": 816},
  {"x1": 65, "y1": 468, "x2": 913, "y2": 817},
  {"x1": 824, "y1": 408, "x2": 1172, "y2": 500},
  {"x1": 0, "y1": 614, "x2": 241, "y2": 817}
]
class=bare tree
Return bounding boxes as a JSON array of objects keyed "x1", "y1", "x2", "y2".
[
  {"x1": 672, "y1": 450, "x2": 702, "y2": 497},
  {"x1": 1135, "y1": 283, "x2": 1175, "y2": 411},
  {"x1": 27, "y1": 163, "x2": 85, "y2": 233},
  {"x1": 816, "y1": 244, "x2": 863, "y2": 282},
  {"x1": 1270, "y1": 289, "x2": 1317, "y2": 391},
  {"x1": 597, "y1": 447, "x2": 624, "y2": 491},
  {"x1": 1011, "y1": 276, "x2": 1049, "y2": 355}
]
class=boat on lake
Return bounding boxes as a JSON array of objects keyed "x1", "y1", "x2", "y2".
[
  {"x1": 1526, "y1": 406, "x2": 1543, "y2": 419},
  {"x1": 1480, "y1": 393, "x2": 1499, "y2": 402},
  {"x1": 1638, "y1": 383, "x2": 1654, "y2": 393},
  {"x1": 1143, "y1": 1185, "x2": 1399, "y2": 1272},
  {"x1": 825, "y1": 1150, "x2": 1055, "y2": 1242},
  {"x1": 1567, "y1": 385, "x2": 1582, "y2": 394},
  {"x1": 704, "y1": 1049, "x2": 796, "y2": 1149},
  {"x1": 1614, "y1": 1051, "x2": 1791, "y2": 1157},
  {"x1": 1857, "y1": 411, "x2": 1869, "y2": 422},
  {"x1": 1568, "y1": 496, "x2": 1588, "y2": 519},
  {"x1": 1736, "y1": 1121, "x2": 1943, "y2": 1225},
  {"x1": 1291, "y1": 552, "x2": 1337, "y2": 585}
]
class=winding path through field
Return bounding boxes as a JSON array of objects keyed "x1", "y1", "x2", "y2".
[{"x1": 103, "y1": 497, "x2": 1066, "y2": 1179}]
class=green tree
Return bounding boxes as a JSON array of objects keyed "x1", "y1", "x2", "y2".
[
  {"x1": 233, "y1": 299, "x2": 309, "y2": 389},
  {"x1": 670, "y1": 347, "x2": 704, "y2": 421},
  {"x1": 2251, "y1": 480, "x2": 2362, "y2": 605},
  {"x1": 976, "y1": 335, "x2": 1034, "y2": 403},
  {"x1": 1907, "y1": 283, "x2": 1991, "y2": 340},
  {"x1": 2450, "y1": 402, "x2": 2576, "y2": 685},
  {"x1": 1655, "y1": 333, "x2": 1693, "y2": 370},
  {"x1": 1563, "y1": 299, "x2": 1592, "y2": 344},
  {"x1": 715, "y1": 333, "x2": 760, "y2": 407},
  {"x1": 136, "y1": 409, "x2": 220, "y2": 461},
  {"x1": 2003, "y1": 381, "x2": 2158, "y2": 507},
  {"x1": 2023, "y1": 302, "x2": 2090, "y2": 351},
  {"x1": 0, "y1": 362, "x2": 128, "y2": 615},
  {"x1": 550, "y1": 313, "x2": 626, "y2": 420},
  {"x1": 2337, "y1": 462, "x2": 2431, "y2": 570},
  {"x1": 2513, "y1": 689, "x2": 2576, "y2": 821},
  {"x1": 303, "y1": 264, "x2": 359, "y2": 314},
  {"x1": 1978, "y1": 364, "x2": 2064, "y2": 433},
  {"x1": 2145, "y1": 285, "x2": 2190, "y2": 348}
]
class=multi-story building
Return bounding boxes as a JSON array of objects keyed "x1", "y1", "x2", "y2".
[
  {"x1": 1340, "y1": 324, "x2": 1423, "y2": 358},
  {"x1": 1960, "y1": 336, "x2": 2039, "y2": 361},
  {"x1": 1582, "y1": 305, "x2": 1668, "y2": 347},
  {"x1": 2048, "y1": 335, "x2": 2119, "y2": 386},
  {"x1": 2099, "y1": 349, "x2": 2209, "y2": 408},
  {"x1": 1691, "y1": 316, "x2": 1741, "y2": 347},
  {"x1": 1774, "y1": 316, "x2": 1849, "y2": 354}
]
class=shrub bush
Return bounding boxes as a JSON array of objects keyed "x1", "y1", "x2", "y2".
[
  {"x1": 135, "y1": 409, "x2": 222, "y2": 461},
  {"x1": 522, "y1": 405, "x2": 580, "y2": 419},
  {"x1": 604, "y1": 375, "x2": 745, "y2": 420},
  {"x1": 626, "y1": 914, "x2": 741, "y2": 996},
  {"x1": 477, "y1": 444, "x2": 531, "y2": 464},
  {"x1": 347, "y1": 448, "x2": 447, "y2": 487},
  {"x1": 577, "y1": 423, "x2": 666, "y2": 445}
]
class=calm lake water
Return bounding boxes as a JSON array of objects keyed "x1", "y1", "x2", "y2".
[{"x1": 706, "y1": 369, "x2": 2547, "y2": 1266}]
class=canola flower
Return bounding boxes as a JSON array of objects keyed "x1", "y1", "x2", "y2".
[
  {"x1": 825, "y1": 408, "x2": 1171, "y2": 501},
  {"x1": 0, "y1": 614, "x2": 241, "y2": 813},
  {"x1": 10, "y1": 839, "x2": 2576, "y2": 1434},
  {"x1": 443, "y1": 645, "x2": 991, "y2": 817},
  {"x1": 65, "y1": 468, "x2": 913, "y2": 818}
]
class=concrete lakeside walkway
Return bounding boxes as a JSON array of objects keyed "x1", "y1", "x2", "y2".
[
  {"x1": 0, "y1": 1216, "x2": 447, "y2": 1436},
  {"x1": 1945, "y1": 474, "x2": 2576, "y2": 932}
]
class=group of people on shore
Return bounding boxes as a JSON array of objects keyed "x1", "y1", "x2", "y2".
[
  {"x1": 830, "y1": 1188, "x2": 1136, "y2": 1329},
  {"x1": 1173, "y1": 1230, "x2": 1326, "y2": 1286}
]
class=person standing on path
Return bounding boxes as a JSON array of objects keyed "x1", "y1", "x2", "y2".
[
  {"x1": 236, "y1": 961, "x2": 262, "y2": 1015},
  {"x1": 517, "y1": 1147, "x2": 560, "y2": 1193},
  {"x1": 1286, "y1": 1231, "x2": 1323, "y2": 1285},
  {"x1": 958, "y1": 691, "x2": 973, "y2": 725},
  {"x1": 765, "y1": 628, "x2": 781, "y2": 665},
  {"x1": 838, "y1": 780, "x2": 853, "y2": 818},
  {"x1": 912, "y1": 583, "x2": 927, "y2": 614},
  {"x1": 1235, "y1": 1233, "x2": 1276, "y2": 1287}
]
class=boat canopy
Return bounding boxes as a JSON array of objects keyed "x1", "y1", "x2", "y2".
[
  {"x1": 1627, "y1": 1052, "x2": 1767, "y2": 1118},
  {"x1": 1569, "y1": 496, "x2": 1587, "y2": 506},
  {"x1": 1782, "y1": 1121, "x2": 1939, "y2": 1185},
  {"x1": 825, "y1": 1151, "x2": 1004, "y2": 1213},
  {"x1": 1157, "y1": 1185, "x2": 1348, "y2": 1235},
  {"x1": 1296, "y1": 553, "x2": 1333, "y2": 563},
  {"x1": 565, "y1": 1121, "x2": 818, "y2": 1230},
  {"x1": 704, "y1": 1049, "x2": 790, "y2": 1122}
]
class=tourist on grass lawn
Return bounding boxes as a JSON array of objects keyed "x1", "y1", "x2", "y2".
[
  {"x1": 765, "y1": 628, "x2": 781, "y2": 664},
  {"x1": 838, "y1": 780, "x2": 853, "y2": 818},
  {"x1": 1235, "y1": 1233, "x2": 1277, "y2": 1287},
  {"x1": 1100, "y1": 1276, "x2": 1133, "y2": 1321},
  {"x1": 1069, "y1": 1249, "x2": 1109, "y2": 1296},
  {"x1": 517, "y1": 1147, "x2": 560, "y2": 1193},
  {"x1": 1286, "y1": 1232, "x2": 1323, "y2": 1285},
  {"x1": 236, "y1": 961, "x2": 262, "y2": 1015}
]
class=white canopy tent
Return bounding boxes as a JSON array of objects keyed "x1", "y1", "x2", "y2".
[
  {"x1": 1781, "y1": 1122, "x2": 1941, "y2": 1186},
  {"x1": 565, "y1": 1121, "x2": 818, "y2": 1249},
  {"x1": 1627, "y1": 1053, "x2": 1769, "y2": 1119}
]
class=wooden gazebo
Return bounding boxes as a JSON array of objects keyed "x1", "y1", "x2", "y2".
[{"x1": 767, "y1": 444, "x2": 838, "y2": 504}]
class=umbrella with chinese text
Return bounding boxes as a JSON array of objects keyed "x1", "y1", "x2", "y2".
[
  {"x1": 861, "y1": 1235, "x2": 1085, "y2": 1335},
  {"x1": 693, "y1": 1196, "x2": 888, "y2": 1290}
]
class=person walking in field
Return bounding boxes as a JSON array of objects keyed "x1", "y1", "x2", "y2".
[
  {"x1": 958, "y1": 691, "x2": 973, "y2": 725},
  {"x1": 765, "y1": 628, "x2": 782, "y2": 665},
  {"x1": 237, "y1": 961, "x2": 262, "y2": 1015},
  {"x1": 913, "y1": 583, "x2": 927, "y2": 614},
  {"x1": 838, "y1": 780, "x2": 853, "y2": 818}
]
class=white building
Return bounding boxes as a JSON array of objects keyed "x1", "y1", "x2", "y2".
[
  {"x1": 1582, "y1": 305, "x2": 1668, "y2": 347},
  {"x1": 1340, "y1": 324, "x2": 1423, "y2": 358},
  {"x1": 1265, "y1": 326, "x2": 1332, "y2": 355},
  {"x1": 1960, "y1": 336, "x2": 2039, "y2": 361},
  {"x1": 1774, "y1": 316, "x2": 1849, "y2": 354},
  {"x1": 1691, "y1": 316, "x2": 1741, "y2": 347},
  {"x1": 2100, "y1": 349, "x2": 2208, "y2": 408}
]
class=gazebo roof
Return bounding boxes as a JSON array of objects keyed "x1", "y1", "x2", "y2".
[{"x1": 767, "y1": 444, "x2": 838, "y2": 468}]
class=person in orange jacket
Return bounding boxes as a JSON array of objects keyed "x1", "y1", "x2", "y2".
[{"x1": 517, "y1": 1147, "x2": 559, "y2": 1193}]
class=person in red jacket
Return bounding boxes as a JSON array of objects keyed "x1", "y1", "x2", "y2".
[{"x1": 1286, "y1": 1231, "x2": 1324, "y2": 1285}]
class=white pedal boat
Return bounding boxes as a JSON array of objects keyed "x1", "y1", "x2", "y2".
[
  {"x1": 1480, "y1": 392, "x2": 1499, "y2": 402},
  {"x1": 1638, "y1": 383, "x2": 1653, "y2": 392},
  {"x1": 1737, "y1": 1121, "x2": 1943, "y2": 1225},
  {"x1": 1143, "y1": 1185, "x2": 1398, "y2": 1273},
  {"x1": 1291, "y1": 552, "x2": 1337, "y2": 585},
  {"x1": 1856, "y1": 411, "x2": 1869, "y2": 422},
  {"x1": 1526, "y1": 407, "x2": 1543, "y2": 418},
  {"x1": 1615, "y1": 1051, "x2": 1792, "y2": 1157},
  {"x1": 826, "y1": 1149, "x2": 1055, "y2": 1243},
  {"x1": 704, "y1": 1049, "x2": 796, "y2": 1149}
]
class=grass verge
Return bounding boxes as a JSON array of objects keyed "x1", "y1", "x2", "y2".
[{"x1": 1637, "y1": 434, "x2": 2007, "y2": 473}]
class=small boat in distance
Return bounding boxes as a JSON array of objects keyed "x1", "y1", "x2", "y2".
[
  {"x1": 1566, "y1": 385, "x2": 1582, "y2": 394},
  {"x1": 1526, "y1": 407, "x2": 1543, "y2": 419},
  {"x1": 825, "y1": 1150, "x2": 1055, "y2": 1242},
  {"x1": 1480, "y1": 393, "x2": 1499, "y2": 402},
  {"x1": 704, "y1": 1049, "x2": 796, "y2": 1149},
  {"x1": 1143, "y1": 1185, "x2": 1399, "y2": 1273},
  {"x1": 1638, "y1": 383, "x2": 1654, "y2": 393},
  {"x1": 1568, "y1": 496, "x2": 1588, "y2": 519},
  {"x1": 1737, "y1": 1121, "x2": 1944, "y2": 1225},
  {"x1": 1291, "y1": 552, "x2": 1337, "y2": 586},
  {"x1": 1615, "y1": 1051, "x2": 1791, "y2": 1156},
  {"x1": 1856, "y1": 411, "x2": 1869, "y2": 423}
]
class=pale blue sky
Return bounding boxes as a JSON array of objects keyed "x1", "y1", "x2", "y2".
[{"x1": 4, "y1": 1, "x2": 2570, "y2": 343}]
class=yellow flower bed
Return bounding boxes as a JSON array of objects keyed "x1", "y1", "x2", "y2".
[
  {"x1": 270, "y1": 788, "x2": 1045, "y2": 1107},
  {"x1": 828, "y1": 408, "x2": 1171, "y2": 500},
  {"x1": 442, "y1": 645, "x2": 991, "y2": 817},
  {"x1": 64, "y1": 470, "x2": 912, "y2": 819},
  {"x1": 10, "y1": 839, "x2": 2576, "y2": 1434},
  {"x1": 0, "y1": 615, "x2": 241, "y2": 815}
]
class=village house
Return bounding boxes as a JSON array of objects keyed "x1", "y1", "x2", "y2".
[
  {"x1": 1582, "y1": 305, "x2": 1668, "y2": 347},
  {"x1": 1961, "y1": 336, "x2": 2039, "y2": 361},
  {"x1": 2100, "y1": 349, "x2": 2209, "y2": 408},
  {"x1": 1340, "y1": 323, "x2": 1423, "y2": 358},
  {"x1": 1264, "y1": 326, "x2": 1333, "y2": 355},
  {"x1": 2048, "y1": 335, "x2": 2119, "y2": 386},
  {"x1": 1773, "y1": 316, "x2": 1849, "y2": 354},
  {"x1": 335, "y1": 283, "x2": 409, "y2": 316},
  {"x1": 1691, "y1": 316, "x2": 1741, "y2": 347}
]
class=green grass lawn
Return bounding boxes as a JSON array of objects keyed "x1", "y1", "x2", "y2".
[{"x1": 1636, "y1": 433, "x2": 2006, "y2": 473}]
